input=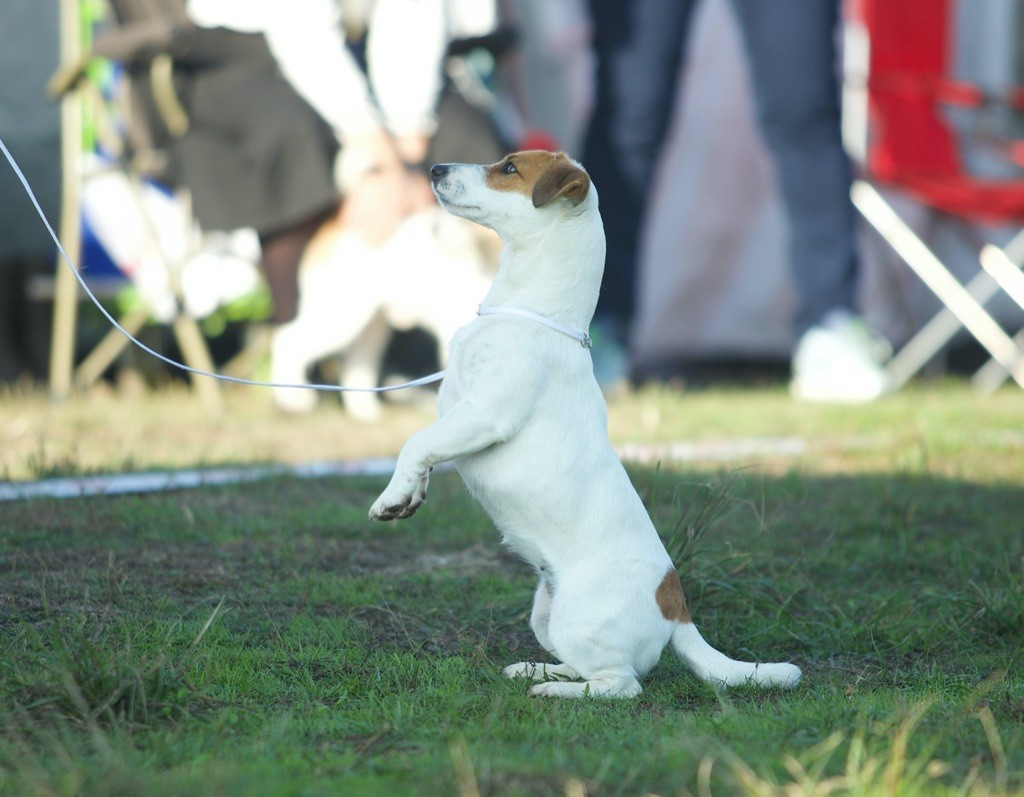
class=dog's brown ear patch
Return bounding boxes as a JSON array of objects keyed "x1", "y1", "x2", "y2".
[
  {"x1": 655, "y1": 569, "x2": 690, "y2": 623},
  {"x1": 532, "y1": 159, "x2": 590, "y2": 208}
]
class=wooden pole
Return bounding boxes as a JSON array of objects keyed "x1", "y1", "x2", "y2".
[{"x1": 48, "y1": 0, "x2": 83, "y2": 400}]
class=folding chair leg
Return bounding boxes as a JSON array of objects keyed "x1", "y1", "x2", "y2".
[
  {"x1": 49, "y1": 0, "x2": 83, "y2": 401},
  {"x1": 74, "y1": 304, "x2": 149, "y2": 389},
  {"x1": 221, "y1": 325, "x2": 272, "y2": 380},
  {"x1": 973, "y1": 328, "x2": 1024, "y2": 394},
  {"x1": 880, "y1": 227, "x2": 1024, "y2": 389},
  {"x1": 979, "y1": 244, "x2": 1024, "y2": 310},
  {"x1": 49, "y1": 211, "x2": 80, "y2": 400},
  {"x1": 883, "y1": 270, "x2": 1002, "y2": 389},
  {"x1": 171, "y1": 314, "x2": 223, "y2": 409},
  {"x1": 73, "y1": 304, "x2": 223, "y2": 409},
  {"x1": 852, "y1": 181, "x2": 1024, "y2": 389},
  {"x1": 967, "y1": 243, "x2": 1024, "y2": 394}
]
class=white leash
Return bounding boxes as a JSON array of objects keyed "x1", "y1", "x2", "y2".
[
  {"x1": 477, "y1": 305, "x2": 592, "y2": 348},
  {"x1": 1, "y1": 136, "x2": 442, "y2": 394},
  {"x1": 1, "y1": 137, "x2": 592, "y2": 393}
]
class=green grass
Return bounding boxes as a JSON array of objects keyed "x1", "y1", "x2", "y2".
[{"x1": 1, "y1": 382, "x2": 1022, "y2": 795}]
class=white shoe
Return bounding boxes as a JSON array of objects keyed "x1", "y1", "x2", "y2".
[{"x1": 790, "y1": 309, "x2": 892, "y2": 403}]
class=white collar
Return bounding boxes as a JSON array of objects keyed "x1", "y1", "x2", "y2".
[{"x1": 477, "y1": 305, "x2": 592, "y2": 348}]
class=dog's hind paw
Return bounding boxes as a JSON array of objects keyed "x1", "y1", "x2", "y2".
[
  {"x1": 503, "y1": 662, "x2": 580, "y2": 681},
  {"x1": 529, "y1": 674, "x2": 642, "y2": 699}
]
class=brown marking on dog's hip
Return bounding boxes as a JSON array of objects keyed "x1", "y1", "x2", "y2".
[{"x1": 655, "y1": 569, "x2": 690, "y2": 623}]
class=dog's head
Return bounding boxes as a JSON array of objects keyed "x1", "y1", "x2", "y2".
[{"x1": 429, "y1": 151, "x2": 593, "y2": 238}]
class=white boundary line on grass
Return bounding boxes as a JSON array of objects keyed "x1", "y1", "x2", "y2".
[
  {"x1": 0, "y1": 458, "x2": 402, "y2": 502},
  {"x1": 0, "y1": 438, "x2": 807, "y2": 502}
]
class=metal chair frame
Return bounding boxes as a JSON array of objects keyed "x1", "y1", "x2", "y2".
[{"x1": 842, "y1": 0, "x2": 1024, "y2": 393}]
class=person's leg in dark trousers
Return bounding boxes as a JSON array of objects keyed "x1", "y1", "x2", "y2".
[
  {"x1": 729, "y1": 0, "x2": 858, "y2": 338},
  {"x1": 583, "y1": 0, "x2": 697, "y2": 334},
  {"x1": 259, "y1": 209, "x2": 334, "y2": 325},
  {"x1": 731, "y1": 0, "x2": 889, "y2": 401}
]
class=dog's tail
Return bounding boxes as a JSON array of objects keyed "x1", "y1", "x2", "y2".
[{"x1": 670, "y1": 622, "x2": 802, "y2": 689}]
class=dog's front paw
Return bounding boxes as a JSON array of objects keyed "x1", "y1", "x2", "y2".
[
  {"x1": 368, "y1": 495, "x2": 421, "y2": 521},
  {"x1": 369, "y1": 483, "x2": 426, "y2": 521}
]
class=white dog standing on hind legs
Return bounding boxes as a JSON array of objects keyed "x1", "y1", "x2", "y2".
[{"x1": 369, "y1": 150, "x2": 802, "y2": 698}]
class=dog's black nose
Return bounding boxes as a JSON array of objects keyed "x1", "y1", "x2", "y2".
[{"x1": 430, "y1": 163, "x2": 450, "y2": 181}]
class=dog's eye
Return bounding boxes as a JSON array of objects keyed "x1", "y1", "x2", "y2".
[{"x1": 502, "y1": 161, "x2": 518, "y2": 175}]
